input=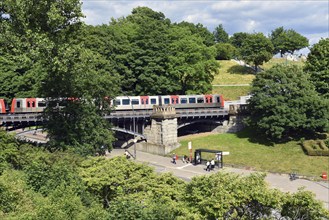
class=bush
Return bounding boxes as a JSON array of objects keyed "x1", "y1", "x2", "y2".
[
  {"x1": 302, "y1": 140, "x2": 329, "y2": 156},
  {"x1": 213, "y1": 43, "x2": 237, "y2": 60}
]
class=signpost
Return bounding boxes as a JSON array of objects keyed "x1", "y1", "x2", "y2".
[{"x1": 188, "y1": 141, "x2": 192, "y2": 162}]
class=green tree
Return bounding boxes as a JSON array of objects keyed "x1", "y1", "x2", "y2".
[
  {"x1": 304, "y1": 38, "x2": 329, "y2": 98},
  {"x1": 230, "y1": 32, "x2": 249, "y2": 48},
  {"x1": 177, "y1": 21, "x2": 215, "y2": 46},
  {"x1": 0, "y1": 0, "x2": 83, "y2": 99},
  {"x1": 213, "y1": 24, "x2": 229, "y2": 43},
  {"x1": 79, "y1": 156, "x2": 189, "y2": 219},
  {"x1": 240, "y1": 33, "x2": 274, "y2": 72},
  {"x1": 247, "y1": 64, "x2": 329, "y2": 140},
  {"x1": 96, "y1": 7, "x2": 218, "y2": 95},
  {"x1": 212, "y1": 43, "x2": 237, "y2": 60},
  {"x1": 167, "y1": 25, "x2": 220, "y2": 94},
  {"x1": 270, "y1": 27, "x2": 309, "y2": 56}
]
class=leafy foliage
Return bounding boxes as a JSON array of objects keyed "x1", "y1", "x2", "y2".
[
  {"x1": 270, "y1": 26, "x2": 309, "y2": 56},
  {"x1": 247, "y1": 64, "x2": 329, "y2": 140},
  {"x1": 0, "y1": 132, "x2": 328, "y2": 219},
  {"x1": 240, "y1": 33, "x2": 274, "y2": 72},
  {"x1": 213, "y1": 24, "x2": 229, "y2": 43},
  {"x1": 304, "y1": 38, "x2": 329, "y2": 98},
  {"x1": 212, "y1": 43, "x2": 237, "y2": 60}
]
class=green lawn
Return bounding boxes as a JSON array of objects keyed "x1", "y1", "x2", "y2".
[
  {"x1": 212, "y1": 60, "x2": 255, "y2": 85},
  {"x1": 174, "y1": 130, "x2": 329, "y2": 179},
  {"x1": 212, "y1": 85, "x2": 251, "y2": 101}
]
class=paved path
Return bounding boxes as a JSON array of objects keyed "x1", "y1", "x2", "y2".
[{"x1": 108, "y1": 148, "x2": 329, "y2": 210}]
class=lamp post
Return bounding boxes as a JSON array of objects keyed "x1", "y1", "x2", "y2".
[{"x1": 130, "y1": 96, "x2": 137, "y2": 160}]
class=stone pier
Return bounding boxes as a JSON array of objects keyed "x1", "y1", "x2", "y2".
[{"x1": 139, "y1": 105, "x2": 180, "y2": 155}]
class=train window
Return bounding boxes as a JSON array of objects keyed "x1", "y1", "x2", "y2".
[
  {"x1": 180, "y1": 98, "x2": 187, "y2": 104},
  {"x1": 31, "y1": 101, "x2": 35, "y2": 107},
  {"x1": 132, "y1": 99, "x2": 139, "y2": 105},
  {"x1": 164, "y1": 98, "x2": 170, "y2": 104},
  {"x1": 122, "y1": 99, "x2": 130, "y2": 105},
  {"x1": 189, "y1": 98, "x2": 196, "y2": 103},
  {"x1": 38, "y1": 101, "x2": 46, "y2": 107},
  {"x1": 197, "y1": 97, "x2": 204, "y2": 103},
  {"x1": 27, "y1": 102, "x2": 30, "y2": 107},
  {"x1": 17, "y1": 101, "x2": 21, "y2": 108},
  {"x1": 150, "y1": 98, "x2": 157, "y2": 104},
  {"x1": 216, "y1": 97, "x2": 220, "y2": 103},
  {"x1": 115, "y1": 99, "x2": 121, "y2": 105}
]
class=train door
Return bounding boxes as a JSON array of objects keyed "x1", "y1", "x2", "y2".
[
  {"x1": 141, "y1": 96, "x2": 149, "y2": 105},
  {"x1": 220, "y1": 95, "x2": 224, "y2": 108},
  {"x1": 26, "y1": 98, "x2": 37, "y2": 113},
  {"x1": 205, "y1": 95, "x2": 213, "y2": 104},
  {"x1": 0, "y1": 99, "x2": 5, "y2": 113},
  {"x1": 170, "y1": 95, "x2": 179, "y2": 105}
]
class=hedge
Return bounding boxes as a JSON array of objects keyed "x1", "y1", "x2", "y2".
[{"x1": 302, "y1": 140, "x2": 329, "y2": 156}]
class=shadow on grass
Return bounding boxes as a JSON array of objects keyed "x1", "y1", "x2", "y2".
[
  {"x1": 236, "y1": 127, "x2": 328, "y2": 148},
  {"x1": 227, "y1": 65, "x2": 255, "y2": 75},
  {"x1": 235, "y1": 127, "x2": 275, "y2": 146}
]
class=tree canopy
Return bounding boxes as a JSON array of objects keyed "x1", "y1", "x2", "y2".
[
  {"x1": 247, "y1": 64, "x2": 329, "y2": 140},
  {"x1": 270, "y1": 26, "x2": 309, "y2": 57},
  {"x1": 1, "y1": 131, "x2": 328, "y2": 219},
  {"x1": 304, "y1": 38, "x2": 329, "y2": 98},
  {"x1": 213, "y1": 24, "x2": 229, "y2": 43},
  {"x1": 239, "y1": 33, "x2": 274, "y2": 72}
]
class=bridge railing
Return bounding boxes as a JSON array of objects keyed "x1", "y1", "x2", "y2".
[{"x1": 1, "y1": 108, "x2": 230, "y2": 124}]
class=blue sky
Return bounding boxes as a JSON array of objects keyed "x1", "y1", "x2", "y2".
[{"x1": 81, "y1": 0, "x2": 328, "y2": 48}]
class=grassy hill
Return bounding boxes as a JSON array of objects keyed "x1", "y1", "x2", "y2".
[{"x1": 212, "y1": 58, "x2": 305, "y2": 100}]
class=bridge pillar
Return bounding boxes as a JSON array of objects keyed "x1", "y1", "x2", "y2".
[{"x1": 141, "y1": 105, "x2": 180, "y2": 155}]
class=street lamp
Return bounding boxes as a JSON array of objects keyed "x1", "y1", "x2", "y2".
[{"x1": 130, "y1": 96, "x2": 137, "y2": 160}]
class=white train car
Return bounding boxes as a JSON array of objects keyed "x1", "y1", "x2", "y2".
[
  {"x1": 10, "y1": 98, "x2": 46, "y2": 113},
  {"x1": 113, "y1": 94, "x2": 224, "y2": 110}
]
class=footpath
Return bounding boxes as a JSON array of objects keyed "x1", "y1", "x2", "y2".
[{"x1": 108, "y1": 148, "x2": 329, "y2": 210}]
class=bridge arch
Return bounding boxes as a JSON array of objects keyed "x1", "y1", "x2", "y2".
[{"x1": 178, "y1": 119, "x2": 223, "y2": 129}]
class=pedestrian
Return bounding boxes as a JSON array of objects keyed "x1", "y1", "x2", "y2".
[
  {"x1": 210, "y1": 159, "x2": 215, "y2": 170},
  {"x1": 182, "y1": 155, "x2": 186, "y2": 163},
  {"x1": 183, "y1": 155, "x2": 188, "y2": 163},
  {"x1": 124, "y1": 150, "x2": 131, "y2": 159},
  {"x1": 172, "y1": 153, "x2": 176, "y2": 164},
  {"x1": 206, "y1": 161, "x2": 210, "y2": 171}
]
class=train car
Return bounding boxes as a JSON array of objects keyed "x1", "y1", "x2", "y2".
[
  {"x1": 113, "y1": 94, "x2": 224, "y2": 111},
  {"x1": 113, "y1": 96, "x2": 159, "y2": 110},
  {"x1": 10, "y1": 98, "x2": 46, "y2": 113},
  {"x1": 0, "y1": 99, "x2": 6, "y2": 114},
  {"x1": 160, "y1": 94, "x2": 224, "y2": 109}
]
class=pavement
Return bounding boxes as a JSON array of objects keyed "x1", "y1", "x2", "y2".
[{"x1": 108, "y1": 148, "x2": 329, "y2": 210}]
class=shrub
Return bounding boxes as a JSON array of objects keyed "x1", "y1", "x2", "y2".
[{"x1": 302, "y1": 140, "x2": 329, "y2": 156}]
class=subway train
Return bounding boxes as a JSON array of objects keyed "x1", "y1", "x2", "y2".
[{"x1": 0, "y1": 94, "x2": 224, "y2": 114}]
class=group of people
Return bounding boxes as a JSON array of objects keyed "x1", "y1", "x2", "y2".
[
  {"x1": 205, "y1": 159, "x2": 216, "y2": 171},
  {"x1": 172, "y1": 154, "x2": 190, "y2": 164}
]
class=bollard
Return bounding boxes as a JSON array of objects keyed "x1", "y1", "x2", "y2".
[{"x1": 322, "y1": 172, "x2": 327, "y2": 180}]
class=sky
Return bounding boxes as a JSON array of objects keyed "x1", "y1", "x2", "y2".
[{"x1": 81, "y1": 0, "x2": 329, "y2": 50}]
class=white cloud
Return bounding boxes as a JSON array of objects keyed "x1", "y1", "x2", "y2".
[{"x1": 81, "y1": 0, "x2": 329, "y2": 43}]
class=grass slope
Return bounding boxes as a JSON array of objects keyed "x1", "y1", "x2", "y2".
[{"x1": 212, "y1": 58, "x2": 305, "y2": 100}]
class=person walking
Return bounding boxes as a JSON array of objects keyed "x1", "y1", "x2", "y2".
[
  {"x1": 172, "y1": 153, "x2": 176, "y2": 164},
  {"x1": 210, "y1": 159, "x2": 215, "y2": 170},
  {"x1": 206, "y1": 161, "x2": 210, "y2": 171}
]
